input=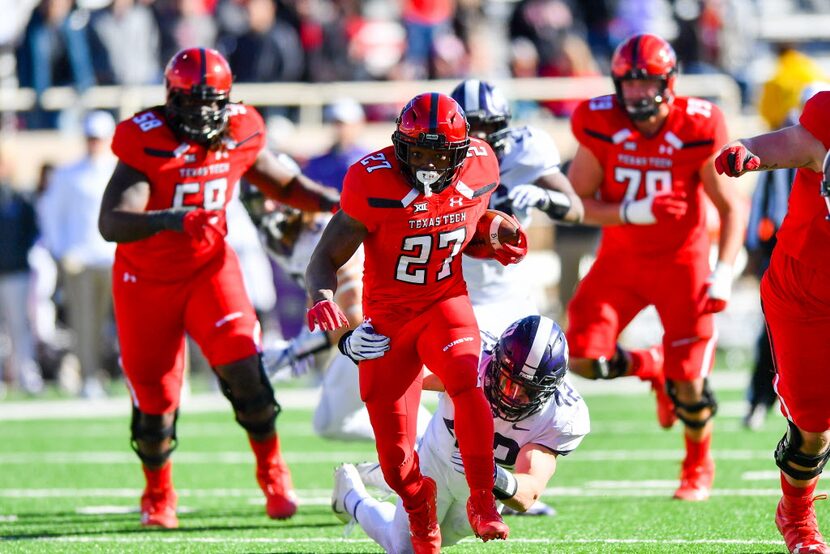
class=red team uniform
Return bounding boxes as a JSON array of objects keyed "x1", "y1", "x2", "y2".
[
  {"x1": 761, "y1": 91, "x2": 830, "y2": 433},
  {"x1": 340, "y1": 138, "x2": 498, "y2": 464},
  {"x1": 111, "y1": 103, "x2": 265, "y2": 414},
  {"x1": 338, "y1": 135, "x2": 508, "y2": 544},
  {"x1": 567, "y1": 94, "x2": 728, "y2": 381}
]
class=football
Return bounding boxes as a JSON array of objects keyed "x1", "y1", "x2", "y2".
[{"x1": 463, "y1": 209, "x2": 521, "y2": 259}]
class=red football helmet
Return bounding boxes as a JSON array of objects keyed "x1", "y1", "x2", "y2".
[
  {"x1": 392, "y1": 92, "x2": 470, "y2": 195},
  {"x1": 611, "y1": 33, "x2": 677, "y2": 121},
  {"x1": 164, "y1": 47, "x2": 233, "y2": 144}
]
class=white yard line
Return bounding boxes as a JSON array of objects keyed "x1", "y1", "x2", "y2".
[
  {"x1": 0, "y1": 486, "x2": 798, "y2": 500},
  {"x1": 12, "y1": 536, "x2": 785, "y2": 546},
  {"x1": 0, "y1": 449, "x2": 775, "y2": 464}
]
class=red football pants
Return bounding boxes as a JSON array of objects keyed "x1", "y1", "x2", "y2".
[
  {"x1": 762, "y1": 251, "x2": 830, "y2": 433},
  {"x1": 361, "y1": 294, "x2": 495, "y2": 508},
  {"x1": 567, "y1": 252, "x2": 716, "y2": 381},
  {"x1": 113, "y1": 247, "x2": 260, "y2": 414}
]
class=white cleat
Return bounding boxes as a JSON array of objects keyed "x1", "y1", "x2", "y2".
[
  {"x1": 332, "y1": 463, "x2": 367, "y2": 524},
  {"x1": 355, "y1": 461, "x2": 394, "y2": 495}
]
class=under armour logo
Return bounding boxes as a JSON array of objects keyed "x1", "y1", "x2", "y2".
[
  {"x1": 413, "y1": 202, "x2": 428, "y2": 213},
  {"x1": 123, "y1": 272, "x2": 137, "y2": 283},
  {"x1": 449, "y1": 197, "x2": 463, "y2": 207},
  {"x1": 659, "y1": 144, "x2": 674, "y2": 155}
]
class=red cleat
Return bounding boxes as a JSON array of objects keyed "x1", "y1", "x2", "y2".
[
  {"x1": 673, "y1": 457, "x2": 715, "y2": 501},
  {"x1": 407, "y1": 477, "x2": 441, "y2": 554},
  {"x1": 466, "y1": 488, "x2": 509, "y2": 542},
  {"x1": 140, "y1": 487, "x2": 179, "y2": 529},
  {"x1": 257, "y1": 455, "x2": 299, "y2": 519},
  {"x1": 776, "y1": 493, "x2": 830, "y2": 553}
]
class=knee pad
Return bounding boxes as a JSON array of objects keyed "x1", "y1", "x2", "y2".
[
  {"x1": 217, "y1": 358, "x2": 280, "y2": 435},
  {"x1": 591, "y1": 345, "x2": 628, "y2": 380},
  {"x1": 130, "y1": 406, "x2": 178, "y2": 466},
  {"x1": 666, "y1": 378, "x2": 718, "y2": 429},
  {"x1": 775, "y1": 420, "x2": 830, "y2": 481}
]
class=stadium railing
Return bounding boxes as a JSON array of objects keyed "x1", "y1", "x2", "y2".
[{"x1": 0, "y1": 74, "x2": 743, "y2": 125}]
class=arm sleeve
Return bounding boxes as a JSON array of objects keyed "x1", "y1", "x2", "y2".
[
  {"x1": 534, "y1": 398, "x2": 590, "y2": 455},
  {"x1": 800, "y1": 91, "x2": 830, "y2": 149},
  {"x1": 570, "y1": 101, "x2": 606, "y2": 162},
  {"x1": 111, "y1": 119, "x2": 146, "y2": 171},
  {"x1": 340, "y1": 165, "x2": 376, "y2": 232}
]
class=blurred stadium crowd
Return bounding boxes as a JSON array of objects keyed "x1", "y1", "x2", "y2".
[{"x1": 0, "y1": 0, "x2": 829, "y2": 419}]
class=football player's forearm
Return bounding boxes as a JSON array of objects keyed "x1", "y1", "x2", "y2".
[
  {"x1": 501, "y1": 473, "x2": 546, "y2": 512},
  {"x1": 271, "y1": 175, "x2": 341, "y2": 212},
  {"x1": 581, "y1": 197, "x2": 624, "y2": 226},
  {"x1": 306, "y1": 258, "x2": 340, "y2": 305},
  {"x1": 716, "y1": 206, "x2": 744, "y2": 266},
  {"x1": 742, "y1": 126, "x2": 825, "y2": 172},
  {"x1": 99, "y1": 209, "x2": 181, "y2": 243}
]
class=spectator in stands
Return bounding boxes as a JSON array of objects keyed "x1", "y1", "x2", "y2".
[
  {"x1": 153, "y1": 0, "x2": 218, "y2": 63},
  {"x1": 0, "y1": 0, "x2": 39, "y2": 129},
  {"x1": 757, "y1": 42, "x2": 827, "y2": 130},
  {"x1": 509, "y1": 0, "x2": 576, "y2": 78},
  {"x1": 0, "y1": 143, "x2": 44, "y2": 394},
  {"x1": 430, "y1": 32, "x2": 469, "y2": 80},
  {"x1": 29, "y1": 162, "x2": 60, "y2": 357},
  {"x1": 220, "y1": 0, "x2": 304, "y2": 84},
  {"x1": 16, "y1": 0, "x2": 96, "y2": 128},
  {"x1": 401, "y1": 0, "x2": 455, "y2": 79},
  {"x1": 39, "y1": 111, "x2": 117, "y2": 398},
  {"x1": 89, "y1": 0, "x2": 162, "y2": 85},
  {"x1": 539, "y1": 33, "x2": 600, "y2": 117},
  {"x1": 303, "y1": 98, "x2": 369, "y2": 191},
  {"x1": 292, "y1": 0, "x2": 364, "y2": 82}
]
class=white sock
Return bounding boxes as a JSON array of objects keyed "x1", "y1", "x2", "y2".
[{"x1": 354, "y1": 495, "x2": 402, "y2": 553}]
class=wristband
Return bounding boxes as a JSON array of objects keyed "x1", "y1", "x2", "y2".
[{"x1": 493, "y1": 464, "x2": 519, "y2": 500}]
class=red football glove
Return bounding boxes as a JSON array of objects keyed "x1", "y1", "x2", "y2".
[
  {"x1": 714, "y1": 143, "x2": 760, "y2": 176},
  {"x1": 493, "y1": 219, "x2": 528, "y2": 266},
  {"x1": 651, "y1": 191, "x2": 688, "y2": 222},
  {"x1": 307, "y1": 299, "x2": 349, "y2": 331},
  {"x1": 182, "y1": 209, "x2": 223, "y2": 243}
]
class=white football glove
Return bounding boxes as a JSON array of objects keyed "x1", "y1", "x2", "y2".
[
  {"x1": 338, "y1": 321, "x2": 390, "y2": 363},
  {"x1": 262, "y1": 329, "x2": 330, "y2": 380},
  {"x1": 703, "y1": 262, "x2": 733, "y2": 314},
  {"x1": 508, "y1": 184, "x2": 551, "y2": 211}
]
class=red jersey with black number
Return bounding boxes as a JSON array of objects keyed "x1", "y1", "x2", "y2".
[
  {"x1": 571, "y1": 95, "x2": 728, "y2": 259},
  {"x1": 340, "y1": 138, "x2": 500, "y2": 320},
  {"x1": 775, "y1": 91, "x2": 830, "y2": 271},
  {"x1": 111, "y1": 104, "x2": 265, "y2": 280}
]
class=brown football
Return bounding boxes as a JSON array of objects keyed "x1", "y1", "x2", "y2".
[{"x1": 463, "y1": 209, "x2": 520, "y2": 259}]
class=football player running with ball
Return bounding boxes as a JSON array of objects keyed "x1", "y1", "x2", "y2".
[
  {"x1": 565, "y1": 33, "x2": 744, "y2": 501},
  {"x1": 331, "y1": 315, "x2": 589, "y2": 553},
  {"x1": 715, "y1": 90, "x2": 830, "y2": 553},
  {"x1": 98, "y1": 48, "x2": 340, "y2": 528},
  {"x1": 306, "y1": 93, "x2": 526, "y2": 552}
]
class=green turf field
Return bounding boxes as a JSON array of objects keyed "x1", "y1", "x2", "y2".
[{"x1": 0, "y1": 377, "x2": 815, "y2": 553}]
